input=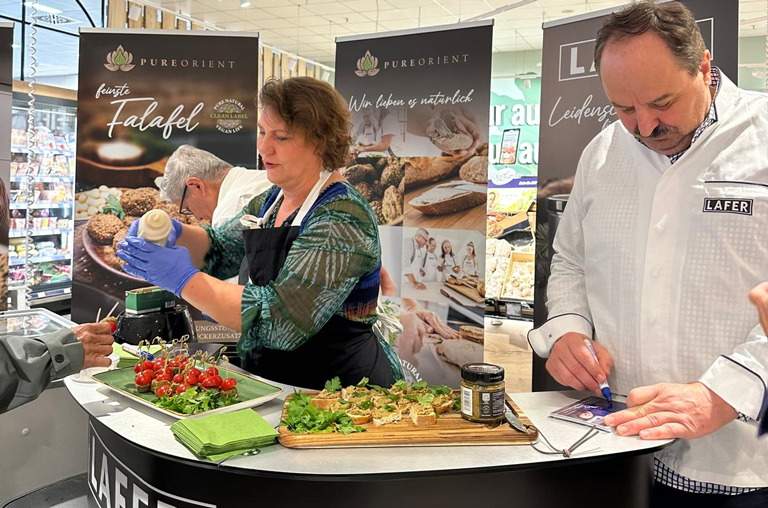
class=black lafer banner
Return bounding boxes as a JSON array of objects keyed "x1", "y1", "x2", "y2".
[
  {"x1": 335, "y1": 22, "x2": 492, "y2": 386},
  {"x1": 73, "y1": 29, "x2": 259, "y2": 342},
  {"x1": 0, "y1": 22, "x2": 12, "y2": 311},
  {"x1": 533, "y1": 0, "x2": 739, "y2": 390},
  {"x1": 88, "y1": 422, "x2": 215, "y2": 508}
]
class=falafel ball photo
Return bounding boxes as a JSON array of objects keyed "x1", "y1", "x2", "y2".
[
  {"x1": 87, "y1": 214, "x2": 125, "y2": 245},
  {"x1": 121, "y1": 188, "x2": 159, "y2": 216}
]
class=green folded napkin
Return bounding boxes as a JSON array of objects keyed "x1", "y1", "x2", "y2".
[
  {"x1": 170, "y1": 409, "x2": 278, "y2": 461},
  {"x1": 113, "y1": 344, "x2": 162, "y2": 368}
]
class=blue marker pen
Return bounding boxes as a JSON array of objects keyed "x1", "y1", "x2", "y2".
[
  {"x1": 584, "y1": 339, "x2": 612, "y2": 403},
  {"x1": 122, "y1": 344, "x2": 154, "y2": 361}
]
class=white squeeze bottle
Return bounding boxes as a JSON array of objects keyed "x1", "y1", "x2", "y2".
[{"x1": 137, "y1": 209, "x2": 172, "y2": 247}]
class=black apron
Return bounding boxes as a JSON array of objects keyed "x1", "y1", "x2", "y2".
[{"x1": 238, "y1": 207, "x2": 394, "y2": 390}]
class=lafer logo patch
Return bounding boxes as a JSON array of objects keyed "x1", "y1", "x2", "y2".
[{"x1": 703, "y1": 198, "x2": 753, "y2": 216}]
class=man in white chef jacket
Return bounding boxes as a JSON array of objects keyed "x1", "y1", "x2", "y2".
[
  {"x1": 527, "y1": 2, "x2": 768, "y2": 505},
  {"x1": 420, "y1": 238, "x2": 441, "y2": 283},
  {"x1": 403, "y1": 228, "x2": 429, "y2": 290}
]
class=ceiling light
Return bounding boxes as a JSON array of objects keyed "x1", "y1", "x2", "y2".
[
  {"x1": 239, "y1": 0, "x2": 251, "y2": 7},
  {"x1": 128, "y1": 4, "x2": 141, "y2": 20},
  {"x1": 288, "y1": 58, "x2": 298, "y2": 71},
  {"x1": 322, "y1": 69, "x2": 331, "y2": 82},
  {"x1": 23, "y1": 2, "x2": 62, "y2": 14},
  {"x1": 11, "y1": 44, "x2": 20, "y2": 49},
  {"x1": 535, "y1": 61, "x2": 541, "y2": 67}
]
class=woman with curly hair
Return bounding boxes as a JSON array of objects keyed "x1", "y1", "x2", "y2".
[{"x1": 119, "y1": 77, "x2": 402, "y2": 388}]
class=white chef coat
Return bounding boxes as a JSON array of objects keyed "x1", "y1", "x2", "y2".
[
  {"x1": 403, "y1": 237, "x2": 425, "y2": 283},
  {"x1": 354, "y1": 119, "x2": 380, "y2": 147},
  {"x1": 440, "y1": 253, "x2": 459, "y2": 282},
  {"x1": 421, "y1": 250, "x2": 440, "y2": 282},
  {"x1": 211, "y1": 167, "x2": 271, "y2": 228},
  {"x1": 461, "y1": 256, "x2": 478, "y2": 278},
  {"x1": 379, "y1": 113, "x2": 404, "y2": 156},
  {"x1": 528, "y1": 72, "x2": 768, "y2": 487},
  {"x1": 211, "y1": 166, "x2": 271, "y2": 284}
]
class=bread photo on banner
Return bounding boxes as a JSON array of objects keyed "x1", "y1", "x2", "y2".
[{"x1": 402, "y1": 143, "x2": 488, "y2": 232}]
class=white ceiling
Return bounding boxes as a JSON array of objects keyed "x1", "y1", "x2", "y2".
[
  {"x1": 169, "y1": 0, "x2": 768, "y2": 61},
  {"x1": 0, "y1": 0, "x2": 766, "y2": 76}
]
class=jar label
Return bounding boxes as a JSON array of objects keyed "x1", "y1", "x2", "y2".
[
  {"x1": 461, "y1": 386, "x2": 473, "y2": 416},
  {"x1": 479, "y1": 389, "x2": 505, "y2": 419}
]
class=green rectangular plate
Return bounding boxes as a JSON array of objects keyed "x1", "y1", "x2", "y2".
[{"x1": 92, "y1": 367, "x2": 284, "y2": 419}]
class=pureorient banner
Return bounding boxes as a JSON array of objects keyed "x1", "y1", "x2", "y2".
[
  {"x1": 335, "y1": 21, "x2": 493, "y2": 387},
  {"x1": 533, "y1": 0, "x2": 739, "y2": 390},
  {"x1": 72, "y1": 29, "x2": 259, "y2": 342},
  {"x1": 0, "y1": 23, "x2": 12, "y2": 311}
]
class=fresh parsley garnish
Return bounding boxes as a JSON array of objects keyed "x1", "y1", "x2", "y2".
[
  {"x1": 358, "y1": 400, "x2": 373, "y2": 410},
  {"x1": 428, "y1": 385, "x2": 451, "y2": 396},
  {"x1": 324, "y1": 376, "x2": 342, "y2": 392},
  {"x1": 101, "y1": 194, "x2": 126, "y2": 220},
  {"x1": 386, "y1": 394, "x2": 399, "y2": 402},
  {"x1": 357, "y1": 377, "x2": 369, "y2": 387},
  {"x1": 417, "y1": 393, "x2": 435, "y2": 405},
  {"x1": 411, "y1": 381, "x2": 428, "y2": 391},
  {"x1": 368, "y1": 384, "x2": 390, "y2": 394},
  {"x1": 393, "y1": 380, "x2": 408, "y2": 392},
  {"x1": 153, "y1": 387, "x2": 237, "y2": 415},
  {"x1": 280, "y1": 392, "x2": 366, "y2": 435},
  {"x1": 382, "y1": 404, "x2": 396, "y2": 412}
]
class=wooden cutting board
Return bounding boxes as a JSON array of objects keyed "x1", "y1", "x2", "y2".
[
  {"x1": 403, "y1": 179, "x2": 486, "y2": 233},
  {"x1": 444, "y1": 281, "x2": 485, "y2": 303},
  {"x1": 278, "y1": 393, "x2": 537, "y2": 448}
]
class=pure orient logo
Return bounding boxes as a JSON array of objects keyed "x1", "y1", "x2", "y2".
[
  {"x1": 104, "y1": 45, "x2": 135, "y2": 72},
  {"x1": 211, "y1": 99, "x2": 247, "y2": 134},
  {"x1": 355, "y1": 50, "x2": 379, "y2": 77}
]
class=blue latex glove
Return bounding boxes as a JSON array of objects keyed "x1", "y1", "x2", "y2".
[
  {"x1": 127, "y1": 217, "x2": 184, "y2": 247},
  {"x1": 116, "y1": 237, "x2": 199, "y2": 297}
]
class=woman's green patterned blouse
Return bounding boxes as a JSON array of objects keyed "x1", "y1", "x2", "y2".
[{"x1": 201, "y1": 181, "x2": 403, "y2": 381}]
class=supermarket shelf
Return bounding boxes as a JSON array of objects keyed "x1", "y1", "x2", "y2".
[
  {"x1": 9, "y1": 228, "x2": 74, "y2": 238},
  {"x1": 10, "y1": 147, "x2": 74, "y2": 156},
  {"x1": 11, "y1": 175, "x2": 75, "y2": 183},
  {"x1": 10, "y1": 202, "x2": 72, "y2": 210},
  {"x1": 30, "y1": 292, "x2": 72, "y2": 305},
  {"x1": 9, "y1": 254, "x2": 72, "y2": 266},
  {"x1": 13, "y1": 104, "x2": 77, "y2": 115}
]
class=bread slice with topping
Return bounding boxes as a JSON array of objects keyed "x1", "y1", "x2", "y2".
[
  {"x1": 410, "y1": 404, "x2": 437, "y2": 426},
  {"x1": 409, "y1": 181, "x2": 487, "y2": 216},
  {"x1": 432, "y1": 394, "x2": 454, "y2": 414},
  {"x1": 372, "y1": 407, "x2": 402, "y2": 427},
  {"x1": 310, "y1": 389, "x2": 341, "y2": 410}
]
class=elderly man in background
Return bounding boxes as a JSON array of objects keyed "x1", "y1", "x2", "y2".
[
  {"x1": 403, "y1": 228, "x2": 430, "y2": 291},
  {"x1": 160, "y1": 145, "x2": 270, "y2": 228}
]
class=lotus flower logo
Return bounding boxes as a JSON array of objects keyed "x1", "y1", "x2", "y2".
[
  {"x1": 104, "y1": 45, "x2": 135, "y2": 72},
  {"x1": 355, "y1": 50, "x2": 379, "y2": 77}
]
